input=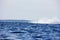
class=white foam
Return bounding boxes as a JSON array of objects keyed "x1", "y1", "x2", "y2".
[{"x1": 31, "y1": 17, "x2": 60, "y2": 24}]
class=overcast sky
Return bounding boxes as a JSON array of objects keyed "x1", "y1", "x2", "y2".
[{"x1": 0, "y1": 0, "x2": 59, "y2": 20}]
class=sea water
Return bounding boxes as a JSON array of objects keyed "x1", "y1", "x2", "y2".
[{"x1": 0, "y1": 20, "x2": 60, "y2": 40}]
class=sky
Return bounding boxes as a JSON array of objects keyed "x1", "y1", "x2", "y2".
[{"x1": 0, "y1": 0, "x2": 60, "y2": 20}]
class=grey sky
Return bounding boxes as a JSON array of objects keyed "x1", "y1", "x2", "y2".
[{"x1": 0, "y1": 0, "x2": 59, "y2": 20}]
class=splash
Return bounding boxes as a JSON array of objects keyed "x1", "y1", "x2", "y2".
[{"x1": 31, "y1": 17, "x2": 60, "y2": 24}]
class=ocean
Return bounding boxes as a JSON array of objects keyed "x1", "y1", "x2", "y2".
[{"x1": 0, "y1": 20, "x2": 60, "y2": 40}]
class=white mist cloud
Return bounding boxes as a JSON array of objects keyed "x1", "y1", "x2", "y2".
[{"x1": 31, "y1": 17, "x2": 60, "y2": 24}]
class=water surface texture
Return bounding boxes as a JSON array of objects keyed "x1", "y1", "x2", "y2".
[{"x1": 0, "y1": 20, "x2": 60, "y2": 40}]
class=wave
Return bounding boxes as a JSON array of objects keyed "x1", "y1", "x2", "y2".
[{"x1": 31, "y1": 17, "x2": 60, "y2": 24}]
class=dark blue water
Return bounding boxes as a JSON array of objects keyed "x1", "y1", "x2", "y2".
[{"x1": 0, "y1": 21, "x2": 60, "y2": 40}]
